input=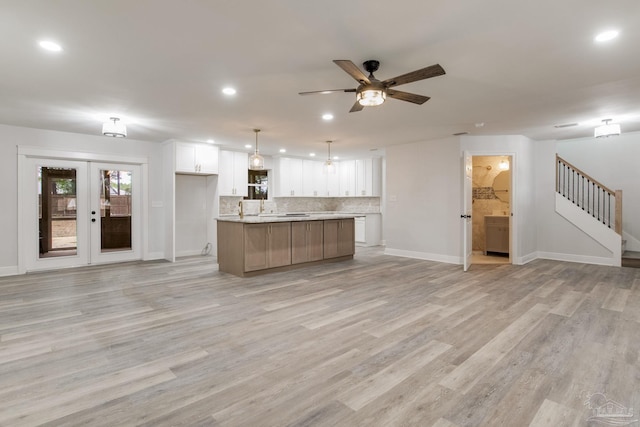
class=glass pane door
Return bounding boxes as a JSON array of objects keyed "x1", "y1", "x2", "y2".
[
  {"x1": 98, "y1": 169, "x2": 132, "y2": 252},
  {"x1": 90, "y1": 163, "x2": 141, "y2": 264},
  {"x1": 24, "y1": 158, "x2": 89, "y2": 271},
  {"x1": 38, "y1": 166, "x2": 78, "y2": 258}
]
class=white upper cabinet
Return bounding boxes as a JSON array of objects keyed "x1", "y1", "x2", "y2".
[
  {"x1": 339, "y1": 160, "x2": 356, "y2": 197},
  {"x1": 326, "y1": 161, "x2": 340, "y2": 197},
  {"x1": 355, "y1": 158, "x2": 382, "y2": 196},
  {"x1": 273, "y1": 156, "x2": 381, "y2": 198},
  {"x1": 219, "y1": 150, "x2": 248, "y2": 196},
  {"x1": 175, "y1": 142, "x2": 219, "y2": 175},
  {"x1": 275, "y1": 157, "x2": 303, "y2": 196},
  {"x1": 302, "y1": 160, "x2": 326, "y2": 197}
]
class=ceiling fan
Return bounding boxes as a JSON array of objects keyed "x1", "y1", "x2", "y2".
[{"x1": 299, "y1": 59, "x2": 445, "y2": 112}]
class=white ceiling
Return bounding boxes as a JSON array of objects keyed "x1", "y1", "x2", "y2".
[{"x1": 1, "y1": 0, "x2": 639, "y2": 159}]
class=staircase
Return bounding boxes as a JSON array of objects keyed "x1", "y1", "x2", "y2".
[
  {"x1": 556, "y1": 155, "x2": 624, "y2": 267},
  {"x1": 622, "y1": 251, "x2": 640, "y2": 268}
]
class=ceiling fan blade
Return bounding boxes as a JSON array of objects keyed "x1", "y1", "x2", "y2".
[
  {"x1": 334, "y1": 60, "x2": 371, "y2": 84},
  {"x1": 349, "y1": 101, "x2": 365, "y2": 113},
  {"x1": 298, "y1": 88, "x2": 356, "y2": 95},
  {"x1": 382, "y1": 64, "x2": 445, "y2": 87},
  {"x1": 387, "y1": 89, "x2": 431, "y2": 105}
]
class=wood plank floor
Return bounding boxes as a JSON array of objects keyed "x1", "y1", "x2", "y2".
[{"x1": 1, "y1": 248, "x2": 640, "y2": 426}]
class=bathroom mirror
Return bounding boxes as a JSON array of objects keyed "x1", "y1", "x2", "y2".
[{"x1": 492, "y1": 170, "x2": 510, "y2": 202}]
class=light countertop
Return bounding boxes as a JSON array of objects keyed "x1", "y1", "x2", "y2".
[{"x1": 216, "y1": 213, "x2": 367, "y2": 223}]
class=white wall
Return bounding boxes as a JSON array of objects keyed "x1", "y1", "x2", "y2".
[
  {"x1": 0, "y1": 124, "x2": 165, "y2": 274},
  {"x1": 556, "y1": 131, "x2": 640, "y2": 251},
  {"x1": 384, "y1": 137, "x2": 461, "y2": 263}
]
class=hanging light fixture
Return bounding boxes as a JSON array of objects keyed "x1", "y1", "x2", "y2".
[
  {"x1": 249, "y1": 128, "x2": 265, "y2": 170},
  {"x1": 594, "y1": 119, "x2": 621, "y2": 138},
  {"x1": 324, "y1": 140, "x2": 336, "y2": 174},
  {"x1": 102, "y1": 117, "x2": 127, "y2": 138}
]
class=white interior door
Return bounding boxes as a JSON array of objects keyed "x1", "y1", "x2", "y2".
[
  {"x1": 89, "y1": 162, "x2": 141, "y2": 264},
  {"x1": 463, "y1": 151, "x2": 473, "y2": 271},
  {"x1": 23, "y1": 159, "x2": 141, "y2": 271}
]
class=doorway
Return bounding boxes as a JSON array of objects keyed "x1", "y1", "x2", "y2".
[
  {"x1": 463, "y1": 153, "x2": 514, "y2": 270},
  {"x1": 22, "y1": 157, "x2": 142, "y2": 271},
  {"x1": 471, "y1": 155, "x2": 512, "y2": 264}
]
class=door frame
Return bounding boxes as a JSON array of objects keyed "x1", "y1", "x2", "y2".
[
  {"x1": 17, "y1": 146, "x2": 149, "y2": 274},
  {"x1": 462, "y1": 150, "x2": 517, "y2": 268}
]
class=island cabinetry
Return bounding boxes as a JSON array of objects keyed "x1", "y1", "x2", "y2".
[
  {"x1": 323, "y1": 218, "x2": 355, "y2": 258},
  {"x1": 291, "y1": 221, "x2": 324, "y2": 264},
  {"x1": 244, "y1": 223, "x2": 291, "y2": 271}
]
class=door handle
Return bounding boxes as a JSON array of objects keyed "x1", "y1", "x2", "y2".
[
  {"x1": 91, "y1": 218, "x2": 96, "y2": 222},
  {"x1": 460, "y1": 214, "x2": 472, "y2": 219},
  {"x1": 91, "y1": 211, "x2": 96, "y2": 215}
]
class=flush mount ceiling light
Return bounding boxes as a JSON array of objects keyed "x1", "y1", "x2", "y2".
[
  {"x1": 222, "y1": 87, "x2": 236, "y2": 95},
  {"x1": 324, "y1": 141, "x2": 336, "y2": 174},
  {"x1": 38, "y1": 40, "x2": 62, "y2": 52},
  {"x1": 322, "y1": 113, "x2": 334, "y2": 121},
  {"x1": 594, "y1": 119, "x2": 621, "y2": 138},
  {"x1": 102, "y1": 117, "x2": 127, "y2": 138},
  {"x1": 595, "y1": 30, "x2": 619, "y2": 42},
  {"x1": 248, "y1": 129, "x2": 264, "y2": 170}
]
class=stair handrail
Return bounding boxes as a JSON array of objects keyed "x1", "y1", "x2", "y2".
[{"x1": 556, "y1": 154, "x2": 622, "y2": 235}]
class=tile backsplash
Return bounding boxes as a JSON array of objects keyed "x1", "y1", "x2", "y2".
[{"x1": 219, "y1": 196, "x2": 381, "y2": 215}]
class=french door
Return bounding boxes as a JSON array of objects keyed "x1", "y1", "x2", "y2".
[{"x1": 24, "y1": 158, "x2": 141, "y2": 271}]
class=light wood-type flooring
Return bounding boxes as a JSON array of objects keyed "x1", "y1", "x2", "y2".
[{"x1": 2, "y1": 247, "x2": 640, "y2": 426}]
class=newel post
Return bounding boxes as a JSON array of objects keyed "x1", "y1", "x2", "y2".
[{"x1": 615, "y1": 190, "x2": 622, "y2": 235}]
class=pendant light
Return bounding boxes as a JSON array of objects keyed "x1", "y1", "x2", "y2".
[
  {"x1": 324, "y1": 140, "x2": 336, "y2": 174},
  {"x1": 249, "y1": 128, "x2": 265, "y2": 170}
]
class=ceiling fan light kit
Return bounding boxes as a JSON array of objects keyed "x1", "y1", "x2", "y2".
[
  {"x1": 594, "y1": 119, "x2": 621, "y2": 138},
  {"x1": 102, "y1": 117, "x2": 127, "y2": 138},
  {"x1": 300, "y1": 59, "x2": 445, "y2": 113}
]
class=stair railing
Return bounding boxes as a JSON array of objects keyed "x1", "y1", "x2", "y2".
[{"x1": 556, "y1": 155, "x2": 622, "y2": 235}]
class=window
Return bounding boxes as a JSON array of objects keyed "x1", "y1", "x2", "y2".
[{"x1": 246, "y1": 169, "x2": 268, "y2": 200}]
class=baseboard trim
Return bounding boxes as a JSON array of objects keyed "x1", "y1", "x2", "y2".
[
  {"x1": 384, "y1": 248, "x2": 460, "y2": 265},
  {"x1": 536, "y1": 251, "x2": 616, "y2": 266},
  {"x1": 0, "y1": 265, "x2": 19, "y2": 277},
  {"x1": 145, "y1": 251, "x2": 164, "y2": 261}
]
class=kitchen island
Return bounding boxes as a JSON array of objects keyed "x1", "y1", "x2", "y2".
[{"x1": 217, "y1": 214, "x2": 355, "y2": 277}]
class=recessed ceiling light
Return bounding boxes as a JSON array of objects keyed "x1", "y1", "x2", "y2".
[
  {"x1": 322, "y1": 113, "x2": 334, "y2": 121},
  {"x1": 333, "y1": 156, "x2": 339, "y2": 160},
  {"x1": 595, "y1": 30, "x2": 619, "y2": 42},
  {"x1": 475, "y1": 122, "x2": 484, "y2": 128},
  {"x1": 38, "y1": 40, "x2": 62, "y2": 52},
  {"x1": 279, "y1": 148, "x2": 286, "y2": 153},
  {"x1": 245, "y1": 144, "x2": 252, "y2": 149},
  {"x1": 222, "y1": 87, "x2": 237, "y2": 95},
  {"x1": 207, "y1": 139, "x2": 215, "y2": 144},
  {"x1": 309, "y1": 153, "x2": 316, "y2": 157}
]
